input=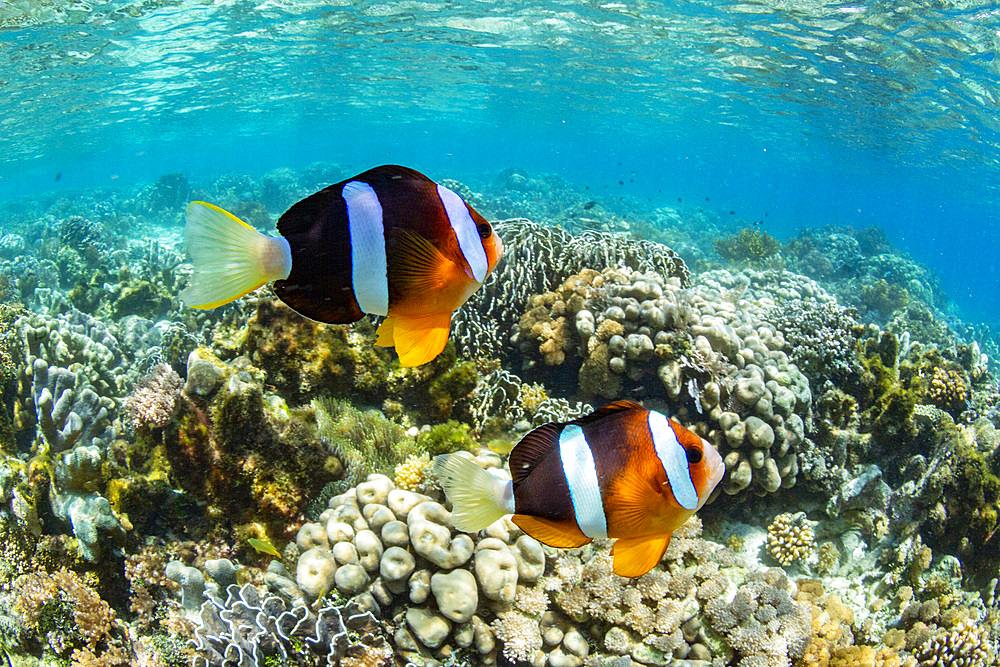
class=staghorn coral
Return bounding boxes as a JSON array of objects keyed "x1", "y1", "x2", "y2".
[{"x1": 767, "y1": 512, "x2": 816, "y2": 567}]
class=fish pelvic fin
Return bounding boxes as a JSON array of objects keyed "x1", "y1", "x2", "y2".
[
  {"x1": 180, "y1": 201, "x2": 291, "y2": 309},
  {"x1": 433, "y1": 454, "x2": 514, "y2": 533},
  {"x1": 375, "y1": 312, "x2": 452, "y2": 366},
  {"x1": 611, "y1": 534, "x2": 672, "y2": 577}
]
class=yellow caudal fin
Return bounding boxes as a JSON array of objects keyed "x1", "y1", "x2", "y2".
[
  {"x1": 611, "y1": 535, "x2": 671, "y2": 577},
  {"x1": 180, "y1": 201, "x2": 292, "y2": 309},
  {"x1": 433, "y1": 454, "x2": 514, "y2": 533},
  {"x1": 374, "y1": 312, "x2": 451, "y2": 366}
]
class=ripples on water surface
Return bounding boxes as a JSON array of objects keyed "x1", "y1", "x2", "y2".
[{"x1": 0, "y1": 0, "x2": 998, "y2": 318}]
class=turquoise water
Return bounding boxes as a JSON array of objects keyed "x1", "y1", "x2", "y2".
[{"x1": 2, "y1": 0, "x2": 998, "y2": 321}]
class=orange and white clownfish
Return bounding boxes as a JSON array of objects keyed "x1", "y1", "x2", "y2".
[
  {"x1": 180, "y1": 165, "x2": 504, "y2": 367},
  {"x1": 433, "y1": 400, "x2": 725, "y2": 577}
]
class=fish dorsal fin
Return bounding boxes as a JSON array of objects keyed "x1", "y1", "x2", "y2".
[
  {"x1": 388, "y1": 228, "x2": 459, "y2": 293},
  {"x1": 611, "y1": 535, "x2": 671, "y2": 577},
  {"x1": 358, "y1": 164, "x2": 434, "y2": 184},
  {"x1": 572, "y1": 400, "x2": 644, "y2": 426},
  {"x1": 277, "y1": 183, "x2": 344, "y2": 237},
  {"x1": 509, "y1": 422, "x2": 563, "y2": 487}
]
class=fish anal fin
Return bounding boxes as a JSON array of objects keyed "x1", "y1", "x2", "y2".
[
  {"x1": 611, "y1": 535, "x2": 671, "y2": 577},
  {"x1": 374, "y1": 317, "x2": 394, "y2": 346},
  {"x1": 389, "y1": 228, "x2": 462, "y2": 293},
  {"x1": 508, "y1": 423, "x2": 563, "y2": 487},
  {"x1": 377, "y1": 313, "x2": 452, "y2": 366},
  {"x1": 513, "y1": 515, "x2": 592, "y2": 549}
]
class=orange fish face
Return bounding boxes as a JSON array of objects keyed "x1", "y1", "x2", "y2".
[
  {"x1": 468, "y1": 211, "x2": 504, "y2": 279},
  {"x1": 668, "y1": 421, "x2": 724, "y2": 512}
]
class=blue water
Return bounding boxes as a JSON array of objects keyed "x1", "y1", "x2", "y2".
[{"x1": 1, "y1": 0, "x2": 998, "y2": 321}]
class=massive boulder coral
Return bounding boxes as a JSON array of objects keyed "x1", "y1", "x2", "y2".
[
  {"x1": 453, "y1": 218, "x2": 689, "y2": 360},
  {"x1": 515, "y1": 266, "x2": 814, "y2": 497},
  {"x1": 265, "y1": 457, "x2": 818, "y2": 666}
]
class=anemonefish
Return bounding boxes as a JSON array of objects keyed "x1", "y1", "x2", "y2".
[
  {"x1": 180, "y1": 165, "x2": 504, "y2": 367},
  {"x1": 433, "y1": 401, "x2": 724, "y2": 577}
]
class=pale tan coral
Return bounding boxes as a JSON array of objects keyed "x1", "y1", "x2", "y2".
[
  {"x1": 394, "y1": 452, "x2": 431, "y2": 492},
  {"x1": 912, "y1": 619, "x2": 995, "y2": 667},
  {"x1": 492, "y1": 610, "x2": 543, "y2": 662},
  {"x1": 767, "y1": 512, "x2": 816, "y2": 567}
]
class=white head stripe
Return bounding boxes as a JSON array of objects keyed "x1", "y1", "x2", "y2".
[
  {"x1": 343, "y1": 181, "x2": 389, "y2": 315},
  {"x1": 437, "y1": 184, "x2": 488, "y2": 283},
  {"x1": 558, "y1": 424, "x2": 608, "y2": 539},
  {"x1": 648, "y1": 411, "x2": 699, "y2": 510}
]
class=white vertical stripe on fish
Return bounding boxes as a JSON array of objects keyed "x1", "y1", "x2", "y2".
[
  {"x1": 437, "y1": 184, "x2": 488, "y2": 283},
  {"x1": 558, "y1": 424, "x2": 608, "y2": 539},
  {"x1": 342, "y1": 180, "x2": 389, "y2": 315},
  {"x1": 648, "y1": 410, "x2": 698, "y2": 510}
]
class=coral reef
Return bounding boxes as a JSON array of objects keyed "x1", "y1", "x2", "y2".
[
  {"x1": 766, "y1": 512, "x2": 816, "y2": 567},
  {"x1": 515, "y1": 266, "x2": 814, "y2": 497},
  {"x1": 1, "y1": 165, "x2": 999, "y2": 667},
  {"x1": 453, "y1": 218, "x2": 689, "y2": 361},
  {"x1": 714, "y1": 227, "x2": 782, "y2": 266}
]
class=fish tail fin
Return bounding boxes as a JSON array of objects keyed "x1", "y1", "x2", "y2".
[
  {"x1": 433, "y1": 454, "x2": 514, "y2": 533},
  {"x1": 180, "y1": 201, "x2": 292, "y2": 309},
  {"x1": 375, "y1": 312, "x2": 452, "y2": 366}
]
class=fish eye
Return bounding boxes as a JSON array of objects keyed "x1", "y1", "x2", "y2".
[
  {"x1": 477, "y1": 222, "x2": 492, "y2": 239},
  {"x1": 686, "y1": 447, "x2": 703, "y2": 464}
]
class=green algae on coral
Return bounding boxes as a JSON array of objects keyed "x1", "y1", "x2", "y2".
[{"x1": 713, "y1": 227, "x2": 781, "y2": 265}]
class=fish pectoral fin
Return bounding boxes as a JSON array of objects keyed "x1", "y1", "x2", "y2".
[
  {"x1": 611, "y1": 535, "x2": 671, "y2": 577},
  {"x1": 390, "y1": 228, "x2": 462, "y2": 293},
  {"x1": 513, "y1": 515, "x2": 592, "y2": 549},
  {"x1": 376, "y1": 313, "x2": 452, "y2": 366}
]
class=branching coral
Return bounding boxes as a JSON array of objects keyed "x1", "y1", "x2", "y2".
[
  {"x1": 766, "y1": 512, "x2": 816, "y2": 567},
  {"x1": 15, "y1": 568, "x2": 123, "y2": 658},
  {"x1": 911, "y1": 619, "x2": 995, "y2": 666}
]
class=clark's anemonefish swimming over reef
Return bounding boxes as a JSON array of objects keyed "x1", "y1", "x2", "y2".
[
  {"x1": 180, "y1": 165, "x2": 504, "y2": 366},
  {"x1": 433, "y1": 400, "x2": 724, "y2": 577}
]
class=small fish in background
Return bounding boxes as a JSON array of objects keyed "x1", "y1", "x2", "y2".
[
  {"x1": 582, "y1": 200, "x2": 596, "y2": 210},
  {"x1": 181, "y1": 165, "x2": 504, "y2": 366},
  {"x1": 247, "y1": 537, "x2": 280, "y2": 557},
  {"x1": 434, "y1": 400, "x2": 724, "y2": 577}
]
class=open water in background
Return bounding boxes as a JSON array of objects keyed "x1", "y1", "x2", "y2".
[{"x1": 0, "y1": 0, "x2": 998, "y2": 322}]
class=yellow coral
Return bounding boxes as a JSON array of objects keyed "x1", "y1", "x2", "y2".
[
  {"x1": 912, "y1": 619, "x2": 995, "y2": 667},
  {"x1": 767, "y1": 512, "x2": 815, "y2": 567},
  {"x1": 394, "y1": 452, "x2": 431, "y2": 492},
  {"x1": 518, "y1": 382, "x2": 549, "y2": 414}
]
